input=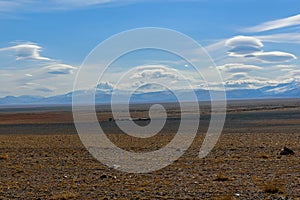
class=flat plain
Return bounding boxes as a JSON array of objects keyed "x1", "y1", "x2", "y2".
[{"x1": 0, "y1": 99, "x2": 300, "y2": 199}]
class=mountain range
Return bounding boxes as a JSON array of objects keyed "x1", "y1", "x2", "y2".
[{"x1": 1, "y1": 81, "x2": 299, "y2": 105}]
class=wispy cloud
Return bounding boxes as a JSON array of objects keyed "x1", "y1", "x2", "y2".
[
  {"x1": 243, "y1": 14, "x2": 300, "y2": 33},
  {"x1": 257, "y1": 33, "x2": 300, "y2": 44},
  {"x1": 0, "y1": 0, "x2": 154, "y2": 13}
]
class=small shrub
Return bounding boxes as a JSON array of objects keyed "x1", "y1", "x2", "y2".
[
  {"x1": 214, "y1": 173, "x2": 231, "y2": 182},
  {"x1": 263, "y1": 181, "x2": 284, "y2": 194},
  {"x1": 258, "y1": 153, "x2": 269, "y2": 159},
  {"x1": 0, "y1": 154, "x2": 9, "y2": 160}
]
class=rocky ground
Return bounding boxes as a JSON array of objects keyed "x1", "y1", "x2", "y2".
[{"x1": 0, "y1": 100, "x2": 300, "y2": 199}]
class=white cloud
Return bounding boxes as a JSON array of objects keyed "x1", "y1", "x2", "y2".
[
  {"x1": 243, "y1": 14, "x2": 300, "y2": 33},
  {"x1": 226, "y1": 36, "x2": 263, "y2": 49},
  {"x1": 108, "y1": 65, "x2": 202, "y2": 92},
  {"x1": 217, "y1": 63, "x2": 262, "y2": 73},
  {"x1": 225, "y1": 78, "x2": 279, "y2": 89},
  {"x1": 252, "y1": 51, "x2": 297, "y2": 63},
  {"x1": 225, "y1": 36, "x2": 263, "y2": 57},
  {"x1": 225, "y1": 36, "x2": 298, "y2": 63},
  {"x1": 130, "y1": 65, "x2": 181, "y2": 80},
  {"x1": 0, "y1": 41, "x2": 77, "y2": 97},
  {"x1": 0, "y1": 42, "x2": 50, "y2": 61},
  {"x1": 45, "y1": 64, "x2": 76, "y2": 75}
]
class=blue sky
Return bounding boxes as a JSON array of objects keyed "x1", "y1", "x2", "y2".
[{"x1": 0, "y1": 0, "x2": 300, "y2": 97}]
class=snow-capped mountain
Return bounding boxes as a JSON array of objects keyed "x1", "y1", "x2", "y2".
[{"x1": 0, "y1": 81, "x2": 299, "y2": 105}]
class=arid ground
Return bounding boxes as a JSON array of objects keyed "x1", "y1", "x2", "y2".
[{"x1": 0, "y1": 99, "x2": 300, "y2": 199}]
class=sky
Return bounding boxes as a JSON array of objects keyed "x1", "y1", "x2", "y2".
[{"x1": 0, "y1": 0, "x2": 300, "y2": 97}]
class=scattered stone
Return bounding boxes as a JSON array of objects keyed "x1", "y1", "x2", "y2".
[
  {"x1": 108, "y1": 118, "x2": 115, "y2": 122},
  {"x1": 280, "y1": 147, "x2": 295, "y2": 155},
  {"x1": 112, "y1": 164, "x2": 120, "y2": 169},
  {"x1": 100, "y1": 174, "x2": 117, "y2": 179},
  {"x1": 100, "y1": 174, "x2": 108, "y2": 179}
]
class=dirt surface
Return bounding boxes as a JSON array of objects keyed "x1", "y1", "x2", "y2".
[{"x1": 0, "y1": 99, "x2": 300, "y2": 199}]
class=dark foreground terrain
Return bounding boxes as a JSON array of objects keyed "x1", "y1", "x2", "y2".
[{"x1": 0, "y1": 99, "x2": 300, "y2": 199}]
